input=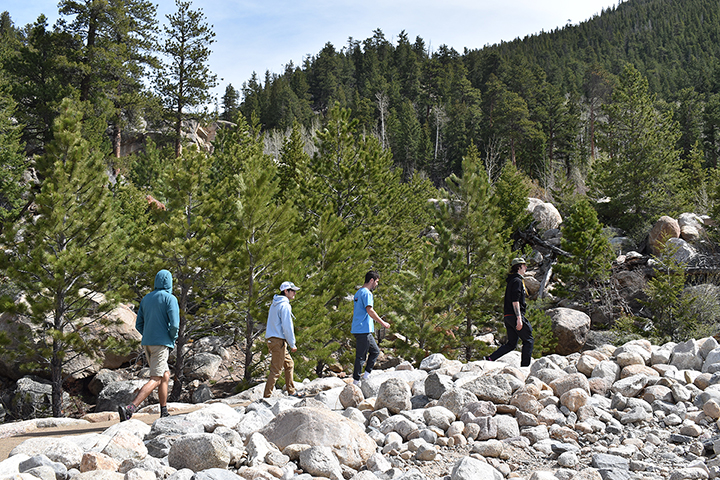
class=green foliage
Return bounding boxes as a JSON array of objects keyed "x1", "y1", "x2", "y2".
[
  {"x1": 0, "y1": 66, "x2": 26, "y2": 231},
  {"x1": 554, "y1": 196, "x2": 614, "y2": 307},
  {"x1": 642, "y1": 240, "x2": 702, "y2": 343},
  {"x1": 591, "y1": 64, "x2": 683, "y2": 237},
  {"x1": 493, "y1": 161, "x2": 534, "y2": 236},
  {"x1": 0, "y1": 98, "x2": 125, "y2": 416},
  {"x1": 386, "y1": 241, "x2": 462, "y2": 367},
  {"x1": 525, "y1": 301, "x2": 557, "y2": 357},
  {"x1": 438, "y1": 143, "x2": 509, "y2": 361},
  {"x1": 135, "y1": 145, "x2": 239, "y2": 399},
  {"x1": 155, "y1": 0, "x2": 217, "y2": 157}
]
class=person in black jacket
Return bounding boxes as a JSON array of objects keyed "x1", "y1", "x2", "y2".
[{"x1": 487, "y1": 257, "x2": 534, "y2": 366}]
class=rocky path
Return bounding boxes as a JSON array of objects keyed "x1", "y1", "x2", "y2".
[{"x1": 3, "y1": 338, "x2": 720, "y2": 479}]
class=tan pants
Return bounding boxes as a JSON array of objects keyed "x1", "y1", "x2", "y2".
[{"x1": 264, "y1": 337, "x2": 295, "y2": 397}]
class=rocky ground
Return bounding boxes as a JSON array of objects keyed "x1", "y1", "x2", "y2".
[{"x1": 3, "y1": 337, "x2": 720, "y2": 480}]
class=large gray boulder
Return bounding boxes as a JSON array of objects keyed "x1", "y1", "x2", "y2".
[
  {"x1": 548, "y1": 308, "x2": 590, "y2": 355},
  {"x1": 167, "y1": 433, "x2": 230, "y2": 472},
  {"x1": 375, "y1": 378, "x2": 412, "y2": 414},
  {"x1": 259, "y1": 407, "x2": 376, "y2": 469}
]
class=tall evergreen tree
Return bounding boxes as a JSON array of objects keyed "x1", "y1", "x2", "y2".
[
  {"x1": 553, "y1": 196, "x2": 614, "y2": 308},
  {"x1": 57, "y1": 0, "x2": 159, "y2": 157},
  {"x1": 220, "y1": 84, "x2": 240, "y2": 122},
  {"x1": 0, "y1": 98, "x2": 125, "y2": 416},
  {"x1": 0, "y1": 54, "x2": 26, "y2": 232},
  {"x1": 215, "y1": 118, "x2": 298, "y2": 385},
  {"x1": 136, "y1": 145, "x2": 238, "y2": 400},
  {"x1": 155, "y1": 0, "x2": 217, "y2": 157},
  {"x1": 591, "y1": 64, "x2": 683, "y2": 236},
  {"x1": 438, "y1": 143, "x2": 508, "y2": 361}
]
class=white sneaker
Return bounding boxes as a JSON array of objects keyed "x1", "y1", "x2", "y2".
[
  {"x1": 353, "y1": 379, "x2": 361, "y2": 386},
  {"x1": 362, "y1": 372, "x2": 371, "y2": 380}
]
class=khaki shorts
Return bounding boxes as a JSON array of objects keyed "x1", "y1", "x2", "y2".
[{"x1": 144, "y1": 345, "x2": 170, "y2": 377}]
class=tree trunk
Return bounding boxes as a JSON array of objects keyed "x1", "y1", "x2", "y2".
[
  {"x1": 170, "y1": 290, "x2": 188, "y2": 401},
  {"x1": 51, "y1": 345, "x2": 63, "y2": 417}
]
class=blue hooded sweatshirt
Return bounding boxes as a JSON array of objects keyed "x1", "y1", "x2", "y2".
[
  {"x1": 265, "y1": 294, "x2": 296, "y2": 349},
  {"x1": 136, "y1": 270, "x2": 180, "y2": 348}
]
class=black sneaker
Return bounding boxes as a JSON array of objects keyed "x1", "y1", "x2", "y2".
[
  {"x1": 160, "y1": 407, "x2": 170, "y2": 418},
  {"x1": 118, "y1": 404, "x2": 134, "y2": 421}
]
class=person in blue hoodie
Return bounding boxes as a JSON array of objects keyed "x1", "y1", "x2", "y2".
[
  {"x1": 263, "y1": 281, "x2": 300, "y2": 398},
  {"x1": 119, "y1": 269, "x2": 179, "y2": 421}
]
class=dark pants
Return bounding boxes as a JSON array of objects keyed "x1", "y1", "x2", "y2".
[
  {"x1": 489, "y1": 315, "x2": 534, "y2": 367},
  {"x1": 353, "y1": 333, "x2": 379, "y2": 380}
]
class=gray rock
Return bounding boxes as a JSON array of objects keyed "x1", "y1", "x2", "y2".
[
  {"x1": 548, "y1": 308, "x2": 591, "y2": 355},
  {"x1": 259, "y1": 406, "x2": 376, "y2": 470},
  {"x1": 167, "y1": 433, "x2": 230, "y2": 472},
  {"x1": 191, "y1": 468, "x2": 244, "y2": 480},
  {"x1": 461, "y1": 374, "x2": 513, "y2": 404},
  {"x1": 299, "y1": 446, "x2": 343, "y2": 480},
  {"x1": 424, "y1": 372, "x2": 454, "y2": 400},
  {"x1": 374, "y1": 378, "x2": 412, "y2": 414},
  {"x1": 451, "y1": 456, "x2": 503, "y2": 480},
  {"x1": 591, "y1": 453, "x2": 630, "y2": 470},
  {"x1": 96, "y1": 380, "x2": 148, "y2": 413},
  {"x1": 19, "y1": 455, "x2": 68, "y2": 480}
]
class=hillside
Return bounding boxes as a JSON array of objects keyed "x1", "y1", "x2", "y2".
[{"x1": 238, "y1": 0, "x2": 720, "y2": 185}]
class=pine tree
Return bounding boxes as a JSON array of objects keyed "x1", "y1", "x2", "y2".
[
  {"x1": 57, "y1": 0, "x2": 159, "y2": 157},
  {"x1": 0, "y1": 98, "x2": 125, "y2": 416},
  {"x1": 155, "y1": 0, "x2": 217, "y2": 157},
  {"x1": 216, "y1": 118, "x2": 298, "y2": 385},
  {"x1": 220, "y1": 84, "x2": 240, "y2": 122},
  {"x1": 0, "y1": 61, "x2": 26, "y2": 232},
  {"x1": 386, "y1": 241, "x2": 461, "y2": 366},
  {"x1": 493, "y1": 161, "x2": 534, "y2": 237},
  {"x1": 591, "y1": 64, "x2": 683, "y2": 236},
  {"x1": 135, "y1": 145, "x2": 238, "y2": 400},
  {"x1": 438, "y1": 143, "x2": 509, "y2": 361},
  {"x1": 553, "y1": 196, "x2": 614, "y2": 307}
]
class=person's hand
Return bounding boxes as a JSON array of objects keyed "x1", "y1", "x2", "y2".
[
  {"x1": 291, "y1": 347, "x2": 297, "y2": 352},
  {"x1": 516, "y1": 317, "x2": 523, "y2": 331},
  {"x1": 380, "y1": 318, "x2": 390, "y2": 329}
]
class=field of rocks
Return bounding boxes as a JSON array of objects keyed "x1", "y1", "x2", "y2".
[{"x1": 2, "y1": 335, "x2": 720, "y2": 480}]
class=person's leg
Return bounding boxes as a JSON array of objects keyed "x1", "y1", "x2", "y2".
[
  {"x1": 488, "y1": 317, "x2": 520, "y2": 361},
  {"x1": 264, "y1": 338, "x2": 285, "y2": 398},
  {"x1": 518, "y1": 318, "x2": 535, "y2": 367},
  {"x1": 283, "y1": 344, "x2": 296, "y2": 395},
  {"x1": 364, "y1": 333, "x2": 380, "y2": 375},
  {"x1": 120, "y1": 345, "x2": 165, "y2": 421},
  {"x1": 353, "y1": 334, "x2": 370, "y2": 381},
  {"x1": 158, "y1": 370, "x2": 170, "y2": 406}
]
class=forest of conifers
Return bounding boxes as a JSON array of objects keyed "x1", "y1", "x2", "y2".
[{"x1": 2, "y1": 0, "x2": 720, "y2": 413}]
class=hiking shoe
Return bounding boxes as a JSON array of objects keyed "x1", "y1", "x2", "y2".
[
  {"x1": 353, "y1": 379, "x2": 361, "y2": 386},
  {"x1": 362, "y1": 372, "x2": 371, "y2": 380},
  {"x1": 118, "y1": 404, "x2": 135, "y2": 421},
  {"x1": 160, "y1": 409, "x2": 170, "y2": 418}
]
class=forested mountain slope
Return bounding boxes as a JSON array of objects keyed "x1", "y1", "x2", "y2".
[{"x1": 236, "y1": 0, "x2": 720, "y2": 186}]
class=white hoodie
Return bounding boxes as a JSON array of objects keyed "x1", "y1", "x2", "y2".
[{"x1": 265, "y1": 294, "x2": 296, "y2": 349}]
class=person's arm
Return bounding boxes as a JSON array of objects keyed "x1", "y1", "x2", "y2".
[
  {"x1": 512, "y1": 301, "x2": 523, "y2": 330},
  {"x1": 367, "y1": 305, "x2": 390, "y2": 329},
  {"x1": 167, "y1": 296, "x2": 180, "y2": 344},
  {"x1": 281, "y1": 304, "x2": 297, "y2": 351},
  {"x1": 135, "y1": 301, "x2": 145, "y2": 335}
]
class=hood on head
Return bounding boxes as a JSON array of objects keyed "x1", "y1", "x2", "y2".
[{"x1": 154, "y1": 269, "x2": 173, "y2": 291}]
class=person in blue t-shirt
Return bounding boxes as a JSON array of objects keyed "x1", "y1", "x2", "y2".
[{"x1": 351, "y1": 271, "x2": 390, "y2": 385}]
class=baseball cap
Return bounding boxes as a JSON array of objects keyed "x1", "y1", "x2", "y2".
[
  {"x1": 280, "y1": 281, "x2": 300, "y2": 292},
  {"x1": 511, "y1": 257, "x2": 526, "y2": 267}
]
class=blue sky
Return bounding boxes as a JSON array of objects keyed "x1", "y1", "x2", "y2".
[{"x1": 7, "y1": 1, "x2": 618, "y2": 101}]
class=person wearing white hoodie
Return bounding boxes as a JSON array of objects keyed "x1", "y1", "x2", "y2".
[{"x1": 263, "y1": 281, "x2": 300, "y2": 398}]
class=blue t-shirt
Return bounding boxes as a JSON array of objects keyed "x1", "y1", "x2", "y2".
[{"x1": 351, "y1": 287, "x2": 374, "y2": 334}]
